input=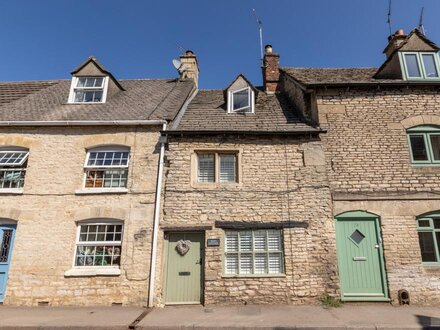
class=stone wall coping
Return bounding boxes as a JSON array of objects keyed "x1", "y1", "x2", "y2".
[
  {"x1": 64, "y1": 267, "x2": 121, "y2": 277},
  {"x1": 75, "y1": 188, "x2": 128, "y2": 195}
]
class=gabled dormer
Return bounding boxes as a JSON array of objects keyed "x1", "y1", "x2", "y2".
[
  {"x1": 68, "y1": 56, "x2": 124, "y2": 104},
  {"x1": 375, "y1": 29, "x2": 440, "y2": 81},
  {"x1": 224, "y1": 74, "x2": 257, "y2": 114}
]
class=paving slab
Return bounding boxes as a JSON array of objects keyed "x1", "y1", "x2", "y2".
[
  {"x1": 0, "y1": 306, "x2": 145, "y2": 329},
  {"x1": 137, "y1": 304, "x2": 440, "y2": 330}
]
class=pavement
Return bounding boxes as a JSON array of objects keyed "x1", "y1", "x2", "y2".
[{"x1": 1, "y1": 304, "x2": 440, "y2": 329}]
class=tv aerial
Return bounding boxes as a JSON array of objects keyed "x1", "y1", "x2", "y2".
[{"x1": 172, "y1": 59, "x2": 187, "y2": 74}]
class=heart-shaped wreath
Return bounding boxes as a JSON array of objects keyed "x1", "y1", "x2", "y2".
[{"x1": 175, "y1": 239, "x2": 192, "y2": 256}]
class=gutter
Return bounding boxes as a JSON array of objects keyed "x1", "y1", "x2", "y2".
[
  {"x1": 0, "y1": 120, "x2": 166, "y2": 127},
  {"x1": 165, "y1": 129, "x2": 325, "y2": 136},
  {"x1": 148, "y1": 122, "x2": 166, "y2": 308}
]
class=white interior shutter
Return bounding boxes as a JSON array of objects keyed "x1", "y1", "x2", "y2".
[
  {"x1": 225, "y1": 255, "x2": 238, "y2": 275},
  {"x1": 268, "y1": 253, "x2": 283, "y2": 274},
  {"x1": 267, "y1": 230, "x2": 281, "y2": 251},
  {"x1": 198, "y1": 154, "x2": 215, "y2": 182},
  {"x1": 239, "y1": 231, "x2": 252, "y2": 251},
  {"x1": 225, "y1": 232, "x2": 238, "y2": 252},
  {"x1": 254, "y1": 253, "x2": 267, "y2": 274},
  {"x1": 219, "y1": 154, "x2": 236, "y2": 182},
  {"x1": 239, "y1": 253, "x2": 252, "y2": 274},
  {"x1": 253, "y1": 230, "x2": 266, "y2": 251}
]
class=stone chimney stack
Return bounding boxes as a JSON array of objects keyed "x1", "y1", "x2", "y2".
[
  {"x1": 262, "y1": 44, "x2": 280, "y2": 93},
  {"x1": 384, "y1": 29, "x2": 407, "y2": 58},
  {"x1": 179, "y1": 50, "x2": 199, "y2": 88}
]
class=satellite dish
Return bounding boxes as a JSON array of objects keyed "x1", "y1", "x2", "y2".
[{"x1": 172, "y1": 59, "x2": 187, "y2": 73}]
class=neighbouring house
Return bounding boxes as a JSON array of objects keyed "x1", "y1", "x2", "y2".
[
  {"x1": 282, "y1": 28, "x2": 440, "y2": 305},
  {"x1": 0, "y1": 56, "x2": 195, "y2": 306},
  {"x1": 157, "y1": 47, "x2": 340, "y2": 306}
]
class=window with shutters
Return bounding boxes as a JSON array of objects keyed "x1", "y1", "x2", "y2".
[
  {"x1": 224, "y1": 230, "x2": 284, "y2": 276},
  {"x1": 196, "y1": 151, "x2": 238, "y2": 184}
]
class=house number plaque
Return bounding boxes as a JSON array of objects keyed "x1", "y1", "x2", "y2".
[{"x1": 207, "y1": 238, "x2": 220, "y2": 247}]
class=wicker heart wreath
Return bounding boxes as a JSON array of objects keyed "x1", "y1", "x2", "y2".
[{"x1": 175, "y1": 239, "x2": 192, "y2": 256}]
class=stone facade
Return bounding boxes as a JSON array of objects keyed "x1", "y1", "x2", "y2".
[
  {"x1": 0, "y1": 125, "x2": 160, "y2": 306},
  {"x1": 281, "y1": 77, "x2": 440, "y2": 305},
  {"x1": 156, "y1": 135, "x2": 339, "y2": 306}
]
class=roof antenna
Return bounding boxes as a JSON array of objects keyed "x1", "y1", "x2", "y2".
[
  {"x1": 252, "y1": 9, "x2": 264, "y2": 65},
  {"x1": 418, "y1": 7, "x2": 426, "y2": 35},
  {"x1": 387, "y1": 0, "x2": 393, "y2": 37}
]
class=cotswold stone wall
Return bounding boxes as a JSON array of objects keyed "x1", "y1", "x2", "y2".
[
  {"x1": 158, "y1": 135, "x2": 339, "y2": 305},
  {"x1": 0, "y1": 126, "x2": 160, "y2": 306},
  {"x1": 315, "y1": 86, "x2": 440, "y2": 305}
]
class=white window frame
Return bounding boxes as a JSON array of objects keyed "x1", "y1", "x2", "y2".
[
  {"x1": 227, "y1": 87, "x2": 255, "y2": 113},
  {"x1": 71, "y1": 220, "x2": 123, "y2": 270},
  {"x1": 0, "y1": 148, "x2": 29, "y2": 192},
  {"x1": 400, "y1": 52, "x2": 440, "y2": 81},
  {"x1": 223, "y1": 229, "x2": 284, "y2": 277},
  {"x1": 82, "y1": 146, "x2": 130, "y2": 190},
  {"x1": 68, "y1": 76, "x2": 109, "y2": 104}
]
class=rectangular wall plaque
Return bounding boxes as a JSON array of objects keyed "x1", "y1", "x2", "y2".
[{"x1": 207, "y1": 238, "x2": 220, "y2": 247}]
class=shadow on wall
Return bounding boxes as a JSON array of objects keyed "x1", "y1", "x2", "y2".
[{"x1": 416, "y1": 315, "x2": 440, "y2": 328}]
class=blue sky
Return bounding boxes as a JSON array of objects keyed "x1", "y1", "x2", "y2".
[{"x1": 1, "y1": 1, "x2": 439, "y2": 88}]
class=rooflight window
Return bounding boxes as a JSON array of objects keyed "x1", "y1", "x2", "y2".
[
  {"x1": 228, "y1": 87, "x2": 254, "y2": 113},
  {"x1": 402, "y1": 52, "x2": 440, "y2": 80},
  {"x1": 69, "y1": 76, "x2": 108, "y2": 104}
]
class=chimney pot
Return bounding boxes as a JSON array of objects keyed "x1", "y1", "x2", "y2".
[
  {"x1": 395, "y1": 29, "x2": 405, "y2": 36},
  {"x1": 185, "y1": 50, "x2": 194, "y2": 56}
]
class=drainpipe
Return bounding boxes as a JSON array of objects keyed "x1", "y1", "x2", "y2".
[{"x1": 148, "y1": 122, "x2": 166, "y2": 307}]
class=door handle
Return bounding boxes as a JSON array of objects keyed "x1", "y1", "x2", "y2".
[
  {"x1": 196, "y1": 258, "x2": 202, "y2": 265},
  {"x1": 375, "y1": 244, "x2": 380, "y2": 249}
]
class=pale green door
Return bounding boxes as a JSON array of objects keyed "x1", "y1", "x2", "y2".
[
  {"x1": 335, "y1": 211, "x2": 388, "y2": 301},
  {"x1": 164, "y1": 232, "x2": 203, "y2": 304}
]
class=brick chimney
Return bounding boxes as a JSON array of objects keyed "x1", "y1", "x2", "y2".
[
  {"x1": 262, "y1": 44, "x2": 280, "y2": 93},
  {"x1": 179, "y1": 50, "x2": 199, "y2": 87},
  {"x1": 384, "y1": 29, "x2": 407, "y2": 58}
]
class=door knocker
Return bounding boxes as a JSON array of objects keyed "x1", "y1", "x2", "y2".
[{"x1": 176, "y1": 239, "x2": 191, "y2": 256}]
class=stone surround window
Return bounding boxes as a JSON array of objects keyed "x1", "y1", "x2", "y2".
[
  {"x1": 417, "y1": 212, "x2": 440, "y2": 265},
  {"x1": 74, "y1": 221, "x2": 123, "y2": 267},
  {"x1": 197, "y1": 152, "x2": 237, "y2": 184},
  {"x1": 84, "y1": 147, "x2": 130, "y2": 189},
  {"x1": 407, "y1": 126, "x2": 440, "y2": 165},
  {"x1": 401, "y1": 52, "x2": 440, "y2": 80},
  {"x1": 68, "y1": 76, "x2": 108, "y2": 103},
  {"x1": 224, "y1": 229, "x2": 284, "y2": 276},
  {"x1": 0, "y1": 147, "x2": 29, "y2": 192}
]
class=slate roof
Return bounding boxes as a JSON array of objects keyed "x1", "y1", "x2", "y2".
[
  {"x1": 281, "y1": 67, "x2": 407, "y2": 86},
  {"x1": 0, "y1": 79, "x2": 194, "y2": 122},
  {"x1": 170, "y1": 89, "x2": 319, "y2": 133}
]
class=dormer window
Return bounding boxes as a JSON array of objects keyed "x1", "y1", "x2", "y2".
[
  {"x1": 68, "y1": 76, "x2": 108, "y2": 103},
  {"x1": 401, "y1": 52, "x2": 440, "y2": 80},
  {"x1": 227, "y1": 87, "x2": 255, "y2": 113}
]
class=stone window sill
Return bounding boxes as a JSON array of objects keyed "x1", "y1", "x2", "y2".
[
  {"x1": 64, "y1": 267, "x2": 121, "y2": 277},
  {"x1": 0, "y1": 188, "x2": 23, "y2": 195},
  {"x1": 222, "y1": 274, "x2": 286, "y2": 279},
  {"x1": 75, "y1": 188, "x2": 128, "y2": 195}
]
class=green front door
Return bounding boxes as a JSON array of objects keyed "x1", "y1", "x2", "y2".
[
  {"x1": 164, "y1": 232, "x2": 203, "y2": 305},
  {"x1": 335, "y1": 211, "x2": 388, "y2": 301}
]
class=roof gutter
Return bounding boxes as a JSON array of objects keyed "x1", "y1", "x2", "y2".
[
  {"x1": 0, "y1": 120, "x2": 166, "y2": 127},
  {"x1": 165, "y1": 129, "x2": 325, "y2": 136}
]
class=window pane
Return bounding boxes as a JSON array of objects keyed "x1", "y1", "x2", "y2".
[
  {"x1": 77, "y1": 78, "x2": 86, "y2": 87},
  {"x1": 74, "y1": 91, "x2": 85, "y2": 102},
  {"x1": 409, "y1": 135, "x2": 428, "y2": 161},
  {"x1": 434, "y1": 218, "x2": 440, "y2": 229},
  {"x1": 253, "y1": 231, "x2": 266, "y2": 251},
  {"x1": 0, "y1": 152, "x2": 28, "y2": 165},
  {"x1": 430, "y1": 134, "x2": 440, "y2": 161},
  {"x1": 225, "y1": 254, "x2": 238, "y2": 274},
  {"x1": 197, "y1": 154, "x2": 214, "y2": 182},
  {"x1": 85, "y1": 78, "x2": 95, "y2": 87},
  {"x1": 418, "y1": 219, "x2": 431, "y2": 228},
  {"x1": 422, "y1": 54, "x2": 439, "y2": 78},
  {"x1": 268, "y1": 231, "x2": 281, "y2": 251},
  {"x1": 93, "y1": 91, "x2": 103, "y2": 102},
  {"x1": 405, "y1": 54, "x2": 422, "y2": 78},
  {"x1": 239, "y1": 232, "x2": 252, "y2": 251},
  {"x1": 94, "y1": 78, "x2": 104, "y2": 87},
  {"x1": 219, "y1": 154, "x2": 236, "y2": 183},
  {"x1": 233, "y1": 89, "x2": 249, "y2": 110},
  {"x1": 418, "y1": 232, "x2": 437, "y2": 262},
  {"x1": 225, "y1": 232, "x2": 238, "y2": 252},
  {"x1": 268, "y1": 253, "x2": 283, "y2": 274},
  {"x1": 239, "y1": 254, "x2": 252, "y2": 274},
  {"x1": 254, "y1": 253, "x2": 267, "y2": 274}
]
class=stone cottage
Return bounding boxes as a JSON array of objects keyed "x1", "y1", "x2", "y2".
[
  {"x1": 156, "y1": 49, "x2": 340, "y2": 306},
  {"x1": 282, "y1": 28, "x2": 440, "y2": 305},
  {"x1": 0, "y1": 56, "x2": 195, "y2": 306}
]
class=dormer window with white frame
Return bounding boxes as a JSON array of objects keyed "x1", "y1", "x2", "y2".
[
  {"x1": 401, "y1": 52, "x2": 440, "y2": 80},
  {"x1": 228, "y1": 87, "x2": 254, "y2": 113},
  {"x1": 68, "y1": 76, "x2": 109, "y2": 103}
]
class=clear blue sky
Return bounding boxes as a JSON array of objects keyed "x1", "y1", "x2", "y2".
[{"x1": 1, "y1": 0, "x2": 439, "y2": 89}]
